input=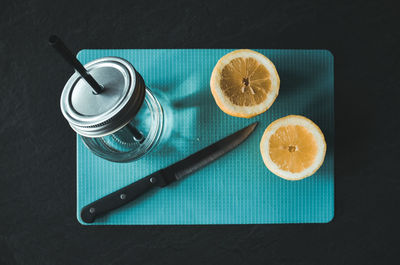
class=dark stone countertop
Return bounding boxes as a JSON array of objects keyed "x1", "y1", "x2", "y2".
[{"x1": 0, "y1": 0, "x2": 399, "y2": 264}]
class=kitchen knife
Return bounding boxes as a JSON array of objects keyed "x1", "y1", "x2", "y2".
[{"x1": 81, "y1": 122, "x2": 258, "y2": 223}]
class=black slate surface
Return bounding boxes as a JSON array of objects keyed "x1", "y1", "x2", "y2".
[{"x1": 1, "y1": 0, "x2": 399, "y2": 264}]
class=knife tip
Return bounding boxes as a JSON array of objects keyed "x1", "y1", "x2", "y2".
[
  {"x1": 250, "y1": 121, "x2": 259, "y2": 128},
  {"x1": 243, "y1": 121, "x2": 259, "y2": 133}
]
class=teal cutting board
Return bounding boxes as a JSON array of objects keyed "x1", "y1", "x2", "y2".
[{"x1": 77, "y1": 49, "x2": 334, "y2": 225}]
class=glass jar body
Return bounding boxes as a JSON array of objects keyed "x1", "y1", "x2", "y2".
[{"x1": 81, "y1": 87, "x2": 164, "y2": 162}]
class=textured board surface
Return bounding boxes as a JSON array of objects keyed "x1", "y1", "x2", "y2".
[{"x1": 76, "y1": 49, "x2": 334, "y2": 225}]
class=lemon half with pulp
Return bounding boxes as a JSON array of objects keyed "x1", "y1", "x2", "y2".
[
  {"x1": 210, "y1": 49, "x2": 280, "y2": 118},
  {"x1": 260, "y1": 115, "x2": 326, "y2": 180}
]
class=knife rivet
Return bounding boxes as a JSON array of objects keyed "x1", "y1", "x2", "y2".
[
  {"x1": 150, "y1": 177, "x2": 157, "y2": 183},
  {"x1": 120, "y1": 193, "x2": 126, "y2": 200},
  {"x1": 89, "y1": 207, "x2": 95, "y2": 214}
]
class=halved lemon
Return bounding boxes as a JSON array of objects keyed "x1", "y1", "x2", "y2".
[
  {"x1": 260, "y1": 115, "x2": 326, "y2": 181},
  {"x1": 210, "y1": 49, "x2": 280, "y2": 118}
]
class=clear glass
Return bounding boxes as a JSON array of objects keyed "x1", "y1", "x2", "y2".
[{"x1": 81, "y1": 88, "x2": 166, "y2": 162}]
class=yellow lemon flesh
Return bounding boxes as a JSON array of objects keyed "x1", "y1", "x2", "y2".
[{"x1": 260, "y1": 115, "x2": 326, "y2": 180}]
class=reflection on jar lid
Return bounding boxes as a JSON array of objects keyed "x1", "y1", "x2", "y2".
[{"x1": 60, "y1": 57, "x2": 146, "y2": 137}]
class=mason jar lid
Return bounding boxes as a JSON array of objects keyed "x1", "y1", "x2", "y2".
[{"x1": 60, "y1": 57, "x2": 146, "y2": 137}]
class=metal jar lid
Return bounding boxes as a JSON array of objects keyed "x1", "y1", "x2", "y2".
[{"x1": 60, "y1": 57, "x2": 146, "y2": 137}]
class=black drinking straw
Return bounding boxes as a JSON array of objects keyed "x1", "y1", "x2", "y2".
[{"x1": 49, "y1": 35, "x2": 103, "y2": 94}]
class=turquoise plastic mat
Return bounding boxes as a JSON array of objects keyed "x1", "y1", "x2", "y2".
[{"x1": 77, "y1": 49, "x2": 334, "y2": 225}]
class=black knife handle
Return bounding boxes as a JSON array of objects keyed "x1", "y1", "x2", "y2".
[{"x1": 80, "y1": 171, "x2": 166, "y2": 223}]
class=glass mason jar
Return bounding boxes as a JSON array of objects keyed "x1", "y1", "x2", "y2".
[{"x1": 60, "y1": 57, "x2": 166, "y2": 162}]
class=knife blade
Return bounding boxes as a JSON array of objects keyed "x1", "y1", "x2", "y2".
[{"x1": 81, "y1": 122, "x2": 258, "y2": 223}]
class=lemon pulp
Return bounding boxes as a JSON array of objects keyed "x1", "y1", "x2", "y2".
[
  {"x1": 220, "y1": 57, "x2": 271, "y2": 106},
  {"x1": 268, "y1": 125, "x2": 318, "y2": 173}
]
